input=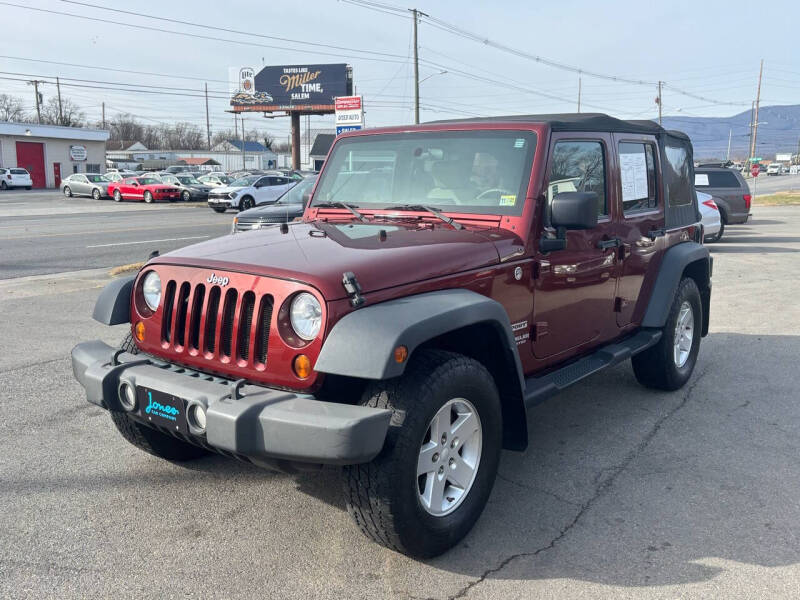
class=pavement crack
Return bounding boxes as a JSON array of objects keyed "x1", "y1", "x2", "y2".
[
  {"x1": 0, "y1": 356, "x2": 65, "y2": 375},
  {"x1": 447, "y1": 368, "x2": 708, "y2": 600},
  {"x1": 495, "y1": 472, "x2": 580, "y2": 507}
]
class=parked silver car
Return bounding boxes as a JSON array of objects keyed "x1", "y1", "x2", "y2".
[{"x1": 60, "y1": 173, "x2": 111, "y2": 199}]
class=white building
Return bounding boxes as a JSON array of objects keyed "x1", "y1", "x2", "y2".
[{"x1": 0, "y1": 121, "x2": 109, "y2": 188}]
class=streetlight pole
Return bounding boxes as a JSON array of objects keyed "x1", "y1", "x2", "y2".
[{"x1": 410, "y1": 8, "x2": 428, "y2": 125}]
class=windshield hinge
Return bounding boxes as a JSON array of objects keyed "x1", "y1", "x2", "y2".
[{"x1": 342, "y1": 271, "x2": 366, "y2": 307}]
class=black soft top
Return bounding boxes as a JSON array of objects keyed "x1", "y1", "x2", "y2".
[{"x1": 428, "y1": 112, "x2": 690, "y2": 141}]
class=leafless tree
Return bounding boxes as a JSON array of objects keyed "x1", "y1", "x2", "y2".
[
  {"x1": 0, "y1": 94, "x2": 26, "y2": 122},
  {"x1": 40, "y1": 97, "x2": 86, "y2": 127}
]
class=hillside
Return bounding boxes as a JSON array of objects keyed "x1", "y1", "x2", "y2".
[{"x1": 660, "y1": 104, "x2": 800, "y2": 161}]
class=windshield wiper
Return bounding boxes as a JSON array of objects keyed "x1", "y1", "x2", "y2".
[
  {"x1": 389, "y1": 204, "x2": 464, "y2": 230},
  {"x1": 313, "y1": 201, "x2": 368, "y2": 222}
]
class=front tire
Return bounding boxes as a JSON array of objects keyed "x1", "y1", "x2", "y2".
[
  {"x1": 113, "y1": 190, "x2": 122, "y2": 202},
  {"x1": 704, "y1": 220, "x2": 724, "y2": 243},
  {"x1": 632, "y1": 277, "x2": 702, "y2": 391},
  {"x1": 92, "y1": 188, "x2": 101, "y2": 200},
  {"x1": 0, "y1": 181, "x2": 6, "y2": 190},
  {"x1": 239, "y1": 195, "x2": 255, "y2": 211},
  {"x1": 342, "y1": 350, "x2": 502, "y2": 558},
  {"x1": 212, "y1": 206, "x2": 227, "y2": 213},
  {"x1": 144, "y1": 191, "x2": 154, "y2": 203},
  {"x1": 110, "y1": 333, "x2": 209, "y2": 462},
  {"x1": 182, "y1": 190, "x2": 191, "y2": 202}
]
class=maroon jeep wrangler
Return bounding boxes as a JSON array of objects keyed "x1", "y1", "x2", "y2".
[{"x1": 72, "y1": 113, "x2": 711, "y2": 558}]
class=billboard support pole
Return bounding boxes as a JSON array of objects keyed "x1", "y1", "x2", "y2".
[{"x1": 291, "y1": 112, "x2": 301, "y2": 170}]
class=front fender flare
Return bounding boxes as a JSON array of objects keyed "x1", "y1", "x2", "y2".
[
  {"x1": 92, "y1": 275, "x2": 135, "y2": 325},
  {"x1": 315, "y1": 289, "x2": 524, "y2": 391}
]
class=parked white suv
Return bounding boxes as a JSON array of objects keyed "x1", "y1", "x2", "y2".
[
  {"x1": 0, "y1": 167, "x2": 33, "y2": 190},
  {"x1": 207, "y1": 174, "x2": 296, "y2": 213}
]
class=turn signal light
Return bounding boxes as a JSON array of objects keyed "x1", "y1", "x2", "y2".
[
  {"x1": 134, "y1": 321, "x2": 145, "y2": 342},
  {"x1": 293, "y1": 354, "x2": 312, "y2": 379},
  {"x1": 394, "y1": 345, "x2": 409, "y2": 363}
]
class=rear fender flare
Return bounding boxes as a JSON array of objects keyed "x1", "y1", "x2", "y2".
[{"x1": 642, "y1": 241, "x2": 711, "y2": 332}]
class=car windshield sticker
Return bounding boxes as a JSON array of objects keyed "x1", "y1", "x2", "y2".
[
  {"x1": 695, "y1": 173, "x2": 709, "y2": 186},
  {"x1": 514, "y1": 138, "x2": 525, "y2": 149},
  {"x1": 499, "y1": 194, "x2": 516, "y2": 206}
]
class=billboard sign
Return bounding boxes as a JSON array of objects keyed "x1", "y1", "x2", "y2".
[
  {"x1": 230, "y1": 63, "x2": 351, "y2": 113},
  {"x1": 776, "y1": 153, "x2": 792, "y2": 162}
]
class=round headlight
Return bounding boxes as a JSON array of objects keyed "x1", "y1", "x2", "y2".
[
  {"x1": 142, "y1": 271, "x2": 162, "y2": 312},
  {"x1": 290, "y1": 293, "x2": 322, "y2": 341}
]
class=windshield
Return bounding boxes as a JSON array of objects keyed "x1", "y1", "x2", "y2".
[
  {"x1": 311, "y1": 131, "x2": 537, "y2": 215},
  {"x1": 277, "y1": 177, "x2": 316, "y2": 204},
  {"x1": 177, "y1": 176, "x2": 199, "y2": 184},
  {"x1": 87, "y1": 175, "x2": 109, "y2": 183},
  {"x1": 230, "y1": 175, "x2": 260, "y2": 187}
]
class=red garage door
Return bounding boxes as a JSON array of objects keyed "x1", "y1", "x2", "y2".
[{"x1": 16, "y1": 141, "x2": 46, "y2": 188}]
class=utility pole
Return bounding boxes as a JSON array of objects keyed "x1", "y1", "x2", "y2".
[
  {"x1": 410, "y1": 8, "x2": 427, "y2": 125},
  {"x1": 750, "y1": 59, "x2": 764, "y2": 161},
  {"x1": 748, "y1": 101, "x2": 755, "y2": 167},
  {"x1": 56, "y1": 77, "x2": 64, "y2": 125},
  {"x1": 726, "y1": 129, "x2": 732, "y2": 161},
  {"x1": 657, "y1": 81, "x2": 663, "y2": 125},
  {"x1": 204, "y1": 83, "x2": 211, "y2": 150},
  {"x1": 101, "y1": 102, "x2": 106, "y2": 129},
  {"x1": 577, "y1": 77, "x2": 582, "y2": 113},
  {"x1": 29, "y1": 80, "x2": 42, "y2": 124}
]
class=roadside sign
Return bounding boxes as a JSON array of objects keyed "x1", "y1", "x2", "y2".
[
  {"x1": 336, "y1": 125, "x2": 362, "y2": 135},
  {"x1": 751, "y1": 165, "x2": 759, "y2": 177},
  {"x1": 335, "y1": 95, "x2": 364, "y2": 131},
  {"x1": 749, "y1": 157, "x2": 762, "y2": 162}
]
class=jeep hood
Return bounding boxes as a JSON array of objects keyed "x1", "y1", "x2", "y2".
[{"x1": 153, "y1": 220, "x2": 523, "y2": 300}]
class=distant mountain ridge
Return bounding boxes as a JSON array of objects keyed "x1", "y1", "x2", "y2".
[{"x1": 660, "y1": 104, "x2": 800, "y2": 161}]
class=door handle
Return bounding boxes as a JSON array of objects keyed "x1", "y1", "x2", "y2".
[
  {"x1": 647, "y1": 228, "x2": 666, "y2": 240},
  {"x1": 597, "y1": 237, "x2": 621, "y2": 250}
]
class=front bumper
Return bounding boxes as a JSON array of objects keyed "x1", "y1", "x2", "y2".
[
  {"x1": 71, "y1": 341, "x2": 391, "y2": 466},
  {"x1": 208, "y1": 196, "x2": 235, "y2": 208}
]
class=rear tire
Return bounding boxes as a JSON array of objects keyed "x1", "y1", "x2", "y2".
[
  {"x1": 0, "y1": 181, "x2": 6, "y2": 190},
  {"x1": 342, "y1": 350, "x2": 502, "y2": 558},
  {"x1": 182, "y1": 190, "x2": 191, "y2": 202},
  {"x1": 632, "y1": 277, "x2": 702, "y2": 391},
  {"x1": 110, "y1": 333, "x2": 209, "y2": 462},
  {"x1": 704, "y1": 220, "x2": 724, "y2": 243},
  {"x1": 92, "y1": 188, "x2": 101, "y2": 200},
  {"x1": 63, "y1": 186, "x2": 72, "y2": 197},
  {"x1": 25, "y1": 186, "x2": 31, "y2": 190}
]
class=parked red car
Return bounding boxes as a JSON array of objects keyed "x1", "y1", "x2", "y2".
[{"x1": 107, "y1": 177, "x2": 181, "y2": 203}]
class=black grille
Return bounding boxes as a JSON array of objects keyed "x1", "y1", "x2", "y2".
[
  {"x1": 161, "y1": 280, "x2": 176, "y2": 343},
  {"x1": 220, "y1": 289, "x2": 238, "y2": 358},
  {"x1": 188, "y1": 284, "x2": 205, "y2": 350},
  {"x1": 174, "y1": 282, "x2": 191, "y2": 347},
  {"x1": 237, "y1": 292, "x2": 255, "y2": 361},
  {"x1": 204, "y1": 286, "x2": 220, "y2": 353},
  {"x1": 254, "y1": 295, "x2": 274, "y2": 365}
]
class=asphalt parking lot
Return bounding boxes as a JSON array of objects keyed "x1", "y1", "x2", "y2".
[{"x1": 1, "y1": 192, "x2": 800, "y2": 598}]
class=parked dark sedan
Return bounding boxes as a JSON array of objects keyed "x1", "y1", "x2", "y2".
[
  {"x1": 231, "y1": 175, "x2": 316, "y2": 233},
  {"x1": 159, "y1": 173, "x2": 212, "y2": 201}
]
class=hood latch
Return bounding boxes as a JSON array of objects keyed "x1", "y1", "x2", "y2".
[{"x1": 342, "y1": 271, "x2": 365, "y2": 308}]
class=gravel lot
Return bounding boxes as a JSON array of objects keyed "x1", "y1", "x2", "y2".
[{"x1": 1, "y1": 203, "x2": 799, "y2": 599}]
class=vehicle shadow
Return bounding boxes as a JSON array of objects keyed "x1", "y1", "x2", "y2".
[
  {"x1": 285, "y1": 332, "x2": 800, "y2": 588},
  {"x1": 708, "y1": 245, "x2": 799, "y2": 254}
]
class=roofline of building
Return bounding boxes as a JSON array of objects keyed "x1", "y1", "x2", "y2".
[{"x1": 0, "y1": 121, "x2": 110, "y2": 142}]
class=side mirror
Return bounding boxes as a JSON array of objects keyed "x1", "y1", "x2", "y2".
[{"x1": 540, "y1": 191, "x2": 598, "y2": 253}]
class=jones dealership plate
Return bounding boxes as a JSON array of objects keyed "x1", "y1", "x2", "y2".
[{"x1": 136, "y1": 387, "x2": 188, "y2": 434}]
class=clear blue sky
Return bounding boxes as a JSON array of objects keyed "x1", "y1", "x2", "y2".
[{"x1": 1, "y1": 0, "x2": 798, "y2": 143}]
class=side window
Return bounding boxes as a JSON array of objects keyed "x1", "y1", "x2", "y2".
[
  {"x1": 548, "y1": 141, "x2": 607, "y2": 216},
  {"x1": 664, "y1": 142, "x2": 692, "y2": 207},
  {"x1": 619, "y1": 142, "x2": 657, "y2": 214},
  {"x1": 255, "y1": 177, "x2": 268, "y2": 187}
]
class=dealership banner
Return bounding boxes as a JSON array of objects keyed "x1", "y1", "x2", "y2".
[{"x1": 230, "y1": 64, "x2": 351, "y2": 113}]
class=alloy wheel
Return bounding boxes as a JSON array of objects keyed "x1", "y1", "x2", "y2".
[
  {"x1": 417, "y1": 398, "x2": 482, "y2": 517},
  {"x1": 673, "y1": 301, "x2": 694, "y2": 368}
]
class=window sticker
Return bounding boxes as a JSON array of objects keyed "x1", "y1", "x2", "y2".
[
  {"x1": 499, "y1": 194, "x2": 517, "y2": 206},
  {"x1": 620, "y1": 149, "x2": 649, "y2": 201},
  {"x1": 694, "y1": 173, "x2": 709, "y2": 186},
  {"x1": 514, "y1": 138, "x2": 525, "y2": 149}
]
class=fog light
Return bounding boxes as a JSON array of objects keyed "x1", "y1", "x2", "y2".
[
  {"x1": 134, "y1": 321, "x2": 145, "y2": 342},
  {"x1": 188, "y1": 403, "x2": 207, "y2": 432},
  {"x1": 293, "y1": 354, "x2": 312, "y2": 379},
  {"x1": 118, "y1": 382, "x2": 136, "y2": 411}
]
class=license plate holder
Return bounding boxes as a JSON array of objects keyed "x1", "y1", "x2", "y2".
[{"x1": 137, "y1": 387, "x2": 188, "y2": 434}]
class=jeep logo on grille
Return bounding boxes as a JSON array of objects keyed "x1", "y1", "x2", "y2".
[{"x1": 207, "y1": 273, "x2": 229, "y2": 286}]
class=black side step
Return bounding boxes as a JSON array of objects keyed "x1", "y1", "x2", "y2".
[{"x1": 523, "y1": 329, "x2": 662, "y2": 407}]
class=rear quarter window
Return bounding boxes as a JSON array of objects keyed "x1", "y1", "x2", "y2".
[
  {"x1": 11, "y1": 168, "x2": 28, "y2": 174},
  {"x1": 695, "y1": 170, "x2": 742, "y2": 188}
]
